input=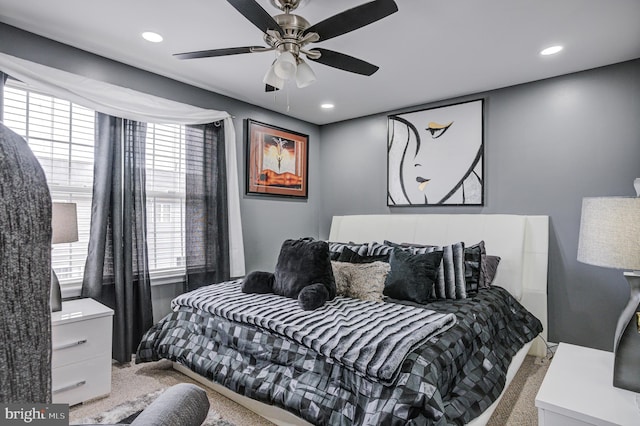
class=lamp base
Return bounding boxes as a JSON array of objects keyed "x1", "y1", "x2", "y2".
[
  {"x1": 613, "y1": 272, "x2": 640, "y2": 392},
  {"x1": 51, "y1": 269, "x2": 62, "y2": 312}
]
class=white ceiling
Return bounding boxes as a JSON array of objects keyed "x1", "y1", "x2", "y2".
[{"x1": 1, "y1": 0, "x2": 639, "y2": 125}]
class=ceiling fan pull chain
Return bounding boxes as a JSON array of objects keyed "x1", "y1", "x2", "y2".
[{"x1": 286, "y1": 85, "x2": 291, "y2": 112}]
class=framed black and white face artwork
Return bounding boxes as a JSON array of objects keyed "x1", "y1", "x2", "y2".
[{"x1": 387, "y1": 99, "x2": 484, "y2": 206}]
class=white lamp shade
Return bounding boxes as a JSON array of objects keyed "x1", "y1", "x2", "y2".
[
  {"x1": 52, "y1": 202, "x2": 79, "y2": 244},
  {"x1": 296, "y1": 60, "x2": 316, "y2": 88},
  {"x1": 577, "y1": 197, "x2": 640, "y2": 270},
  {"x1": 273, "y1": 51, "x2": 297, "y2": 79},
  {"x1": 263, "y1": 64, "x2": 284, "y2": 89}
]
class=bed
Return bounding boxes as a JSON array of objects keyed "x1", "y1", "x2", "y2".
[{"x1": 136, "y1": 214, "x2": 548, "y2": 425}]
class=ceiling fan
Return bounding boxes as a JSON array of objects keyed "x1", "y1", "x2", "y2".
[{"x1": 173, "y1": 0, "x2": 399, "y2": 91}]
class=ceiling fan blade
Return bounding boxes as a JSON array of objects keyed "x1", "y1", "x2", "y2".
[
  {"x1": 227, "y1": 0, "x2": 284, "y2": 36},
  {"x1": 308, "y1": 48, "x2": 379, "y2": 76},
  {"x1": 304, "y1": 0, "x2": 398, "y2": 42},
  {"x1": 173, "y1": 46, "x2": 263, "y2": 59}
]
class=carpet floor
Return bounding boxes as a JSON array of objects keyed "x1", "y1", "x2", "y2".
[
  {"x1": 69, "y1": 359, "x2": 271, "y2": 426},
  {"x1": 69, "y1": 355, "x2": 550, "y2": 425},
  {"x1": 487, "y1": 355, "x2": 551, "y2": 425}
]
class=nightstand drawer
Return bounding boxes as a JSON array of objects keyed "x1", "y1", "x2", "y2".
[
  {"x1": 52, "y1": 315, "x2": 112, "y2": 368},
  {"x1": 52, "y1": 298, "x2": 114, "y2": 405},
  {"x1": 52, "y1": 353, "x2": 112, "y2": 406}
]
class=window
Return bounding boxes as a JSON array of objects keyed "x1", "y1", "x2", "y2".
[
  {"x1": 3, "y1": 81, "x2": 94, "y2": 285},
  {"x1": 2, "y1": 80, "x2": 187, "y2": 286},
  {"x1": 145, "y1": 124, "x2": 186, "y2": 275}
]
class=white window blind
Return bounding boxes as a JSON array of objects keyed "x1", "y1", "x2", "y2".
[
  {"x1": 3, "y1": 81, "x2": 94, "y2": 285},
  {"x1": 3, "y1": 80, "x2": 187, "y2": 285},
  {"x1": 145, "y1": 123, "x2": 186, "y2": 276}
]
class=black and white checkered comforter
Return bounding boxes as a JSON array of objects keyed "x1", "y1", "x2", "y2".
[
  {"x1": 169, "y1": 280, "x2": 456, "y2": 384},
  {"x1": 136, "y1": 282, "x2": 542, "y2": 425}
]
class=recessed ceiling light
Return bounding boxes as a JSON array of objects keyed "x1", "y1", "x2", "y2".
[
  {"x1": 540, "y1": 45, "x2": 563, "y2": 56},
  {"x1": 142, "y1": 32, "x2": 163, "y2": 43},
  {"x1": 321, "y1": 103, "x2": 335, "y2": 109}
]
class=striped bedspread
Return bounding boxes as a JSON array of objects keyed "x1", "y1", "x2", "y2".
[{"x1": 172, "y1": 280, "x2": 456, "y2": 383}]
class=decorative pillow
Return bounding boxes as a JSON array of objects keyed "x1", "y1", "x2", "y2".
[
  {"x1": 328, "y1": 241, "x2": 369, "y2": 260},
  {"x1": 383, "y1": 249, "x2": 442, "y2": 304},
  {"x1": 331, "y1": 261, "x2": 390, "y2": 302},
  {"x1": 367, "y1": 241, "x2": 398, "y2": 256},
  {"x1": 337, "y1": 247, "x2": 389, "y2": 264},
  {"x1": 241, "y1": 271, "x2": 275, "y2": 294},
  {"x1": 369, "y1": 240, "x2": 467, "y2": 299},
  {"x1": 428, "y1": 243, "x2": 466, "y2": 300},
  {"x1": 273, "y1": 238, "x2": 336, "y2": 305},
  {"x1": 242, "y1": 238, "x2": 336, "y2": 310},
  {"x1": 483, "y1": 255, "x2": 501, "y2": 287},
  {"x1": 298, "y1": 284, "x2": 330, "y2": 311},
  {"x1": 464, "y1": 241, "x2": 486, "y2": 296},
  {"x1": 402, "y1": 242, "x2": 467, "y2": 300},
  {"x1": 332, "y1": 261, "x2": 350, "y2": 296}
]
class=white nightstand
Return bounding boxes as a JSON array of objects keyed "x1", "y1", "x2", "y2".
[
  {"x1": 535, "y1": 342, "x2": 640, "y2": 426},
  {"x1": 51, "y1": 298, "x2": 114, "y2": 406}
]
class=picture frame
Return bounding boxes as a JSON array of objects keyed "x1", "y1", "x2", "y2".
[
  {"x1": 387, "y1": 99, "x2": 484, "y2": 206},
  {"x1": 245, "y1": 119, "x2": 309, "y2": 199}
]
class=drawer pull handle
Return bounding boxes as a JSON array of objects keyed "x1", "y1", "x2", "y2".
[
  {"x1": 53, "y1": 380, "x2": 86, "y2": 394},
  {"x1": 53, "y1": 339, "x2": 88, "y2": 351}
]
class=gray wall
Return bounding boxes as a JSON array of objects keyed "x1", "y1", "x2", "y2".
[
  {"x1": 319, "y1": 59, "x2": 640, "y2": 351},
  {"x1": 0, "y1": 23, "x2": 321, "y2": 319}
]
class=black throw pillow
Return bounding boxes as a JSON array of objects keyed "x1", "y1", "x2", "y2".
[
  {"x1": 241, "y1": 271, "x2": 275, "y2": 294},
  {"x1": 464, "y1": 241, "x2": 486, "y2": 296},
  {"x1": 273, "y1": 238, "x2": 336, "y2": 309},
  {"x1": 298, "y1": 283, "x2": 330, "y2": 311},
  {"x1": 383, "y1": 248, "x2": 443, "y2": 304}
]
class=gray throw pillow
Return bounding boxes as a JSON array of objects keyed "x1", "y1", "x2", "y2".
[{"x1": 331, "y1": 261, "x2": 390, "y2": 302}]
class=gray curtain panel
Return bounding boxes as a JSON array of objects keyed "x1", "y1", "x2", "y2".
[
  {"x1": 0, "y1": 71, "x2": 7, "y2": 119},
  {"x1": 0, "y1": 122, "x2": 52, "y2": 403},
  {"x1": 82, "y1": 113, "x2": 153, "y2": 363},
  {"x1": 185, "y1": 122, "x2": 230, "y2": 292}
]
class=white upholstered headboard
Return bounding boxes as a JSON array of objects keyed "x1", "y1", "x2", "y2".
[{"x1": 328, "y1": 214, "x2": 548, "y2": 357}]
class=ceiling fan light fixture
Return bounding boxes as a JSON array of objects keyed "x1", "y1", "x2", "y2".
[
  {"x1": 174, "y1": 0, "x2": 399, "y2": 91},
  {"x1": 274, "y1": 51, "x2": 297, "y2": 79},
  {"x1": 263, "y1": 64, "x2": 285, "y2": 89},
  {"x1": 295, "y1": 59, "x2": 316, "y2": 88}
]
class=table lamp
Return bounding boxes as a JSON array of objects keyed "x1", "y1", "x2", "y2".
[
  {"x1": 51, "y1": 202, "x2": 78, "y2": 312},
  {"x1": 577, "y1": 179, "x2": 640, "y2": 392}
]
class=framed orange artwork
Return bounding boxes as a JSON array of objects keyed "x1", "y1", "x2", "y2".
[{"x1": 245, "y1": 119, "x2": 308, "y2": 198}]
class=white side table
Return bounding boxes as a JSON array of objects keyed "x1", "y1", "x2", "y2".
[
  {"x1": 51, "y1": 298, "x2": 114, "y2": 406},
  {"x1": 535, "y1": 342, "x2": 640, "y2": 426}
]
